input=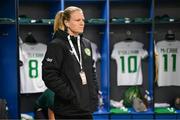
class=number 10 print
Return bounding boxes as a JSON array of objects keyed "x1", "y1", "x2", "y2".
[{"x1": 120, "y1": 56, "x2": 137, "y2": 73}]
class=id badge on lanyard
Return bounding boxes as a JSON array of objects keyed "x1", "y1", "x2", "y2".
[
  {"x1": 68, "y1": 35, "x2": 87, "y2": 85},
  {"x1": 79, "y1": 71, "x2": 87, "y2": 85}
]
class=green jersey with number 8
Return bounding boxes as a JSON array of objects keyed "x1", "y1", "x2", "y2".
[{"x1": 20, "y1": 43, "x2": 47, "y2": 93}]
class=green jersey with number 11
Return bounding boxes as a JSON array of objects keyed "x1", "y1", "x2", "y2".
[
  {"x1": 111, "y1": 41, "x2": 148, "y2": 86},
  {"x1": 20, "y1": 43, "x2": 47, "y2": 93},
  {"x1": 156, "y1": 40, "x2": 180, "y2": 86}
]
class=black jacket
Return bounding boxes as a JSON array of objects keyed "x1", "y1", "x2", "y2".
[{"x1": 42, "y1": 29, "x2": 99, "y2": 116}]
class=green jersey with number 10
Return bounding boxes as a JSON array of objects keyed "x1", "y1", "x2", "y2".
[
  {"x1": 20, "y1": 43, "x2": 47, "y2": 93},
  {"x1": 111, "y1": 41, "x2": 148, "y2": 86}
]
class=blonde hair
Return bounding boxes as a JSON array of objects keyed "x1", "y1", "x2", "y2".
[{"x1": 53, "y1": 6, "x2": 83, "y2": 32}]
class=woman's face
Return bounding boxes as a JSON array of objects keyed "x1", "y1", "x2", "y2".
[{"x1": 66, "y1": 10, "x2": 85, "y2": 36}]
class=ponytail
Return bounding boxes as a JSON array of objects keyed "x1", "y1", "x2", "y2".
[{"x1": 54, "y1": 11, "x2": 65, "y2": 32}]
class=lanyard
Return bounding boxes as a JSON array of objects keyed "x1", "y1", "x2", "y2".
[{"x1": 67, "y1": 35, "x2": 83, "y2": 70}]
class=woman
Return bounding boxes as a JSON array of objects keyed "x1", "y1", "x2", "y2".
[{"x1": 42, "y1": 6, "x2": 99, "y2": 119}]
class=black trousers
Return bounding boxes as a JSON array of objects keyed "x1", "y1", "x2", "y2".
[{"x1": 55, "y1": 114, "x2": 93, "y2": 120}]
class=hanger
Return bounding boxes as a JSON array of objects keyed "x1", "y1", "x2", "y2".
[
  {"x1": 165, "y1": 30, "x2": 175, "y2": 40},
  {"x1": 125, "y1": 30, "x2": 133, "y2": 41},
  {"x1": 24, "y1": 32, "x2": 37, "y2": 44}
]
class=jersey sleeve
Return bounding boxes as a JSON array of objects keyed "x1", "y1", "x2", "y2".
[
  {"x1": 111, "y1": 45, "x2": 117, "y2": 59},
  {"x1": 142, "y1": 49, "x2": 148, "y2": 59},
  {"x1": 91, "y1": 43, "x2": 101, "y2": 62},
  {"x1": 19, "y1": 44, "x2": 23, "y2": 61},
  {"x1": 95, "y1": 44, "x2": 101, "y2": 60},
  {"x1": 133, "y1": 41, "x2": 147, "y2": 59},
  {"x1": 137, "y1": 42, "x2": 147, "y2": 59}
]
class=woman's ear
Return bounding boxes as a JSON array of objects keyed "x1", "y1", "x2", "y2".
[{"x1": 64, "y1": 20, "x2": 69, "y2": 28}]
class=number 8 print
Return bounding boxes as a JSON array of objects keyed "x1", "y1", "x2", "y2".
[{"x1": 29, "y1": 60, "x2": 38, "y2": 78}]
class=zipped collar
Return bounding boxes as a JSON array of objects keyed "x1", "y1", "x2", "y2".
[{"x1": 53, "y1": 29, "x2": 83, "y2": 44}]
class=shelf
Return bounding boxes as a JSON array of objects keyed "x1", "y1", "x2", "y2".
[
  {"x1": 85, "y1": 19, "x2": 106, "y2": 25},
  {"x1": 65, "y1": 0, "x2": 105, "y2": 2},
  {"x1": 19, "y1": 0, "x2": 61, "y2": 2},
  {"x1": 0, "y1": 18, "x2": 16, "y2": 25},
  {"x1": 19, "y1": 18, "x2": 106, "y2": 26},
  {"x1": 19, "y1": 23, "x2": 53, "y2": 26},
  {"x1": 64, "y1": 0, "x2": 106, "y2": 5},
  {"x1": 130, "y1": 108, "x2": 154, "y2": 114},
  {"x1": 110, "y1": 108, "x2": 153, "y2": 114},
  {"x1": 155, "y1": 21, "x2": 180, "y2": 24},
  {"x1": 155, "y1": 107, "x2": 177, "y2": 114},
  {"x1": 94, "y1": 108, "x2": 110, "y2": 115},
  {"x1": 110, "y1": 0, "x2": 146, "y2": 3},
  {"x1": 0, "y1": 22, "x2": 16, "y2": 25},
  {"x1": 110, "y1": 22, "x2": 151, "y2": 25},
  {"x1": 86, "y1": 23, "x2": 106, "y2": 25}
]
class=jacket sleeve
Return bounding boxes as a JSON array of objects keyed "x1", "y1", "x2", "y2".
[{"x1": 42, "y1": 42, "x2": 75, "y2": 100}]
